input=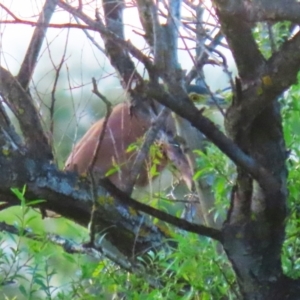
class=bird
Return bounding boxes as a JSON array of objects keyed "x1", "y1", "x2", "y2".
[
  {"x1": 187, "y1": 84, "x2": 226, "y2": 128},
  {"x1": 65, "y1": 85, "x2": 225, "y2": 199},
  {"x1": 65, "y1": 98, "x2": 191, "y2": 198}
]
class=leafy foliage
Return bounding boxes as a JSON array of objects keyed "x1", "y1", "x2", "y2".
[
  {"x1": 0, "y1": 185, "x2": 237, "y2": 299},
  {"x1": 281, "y1": 82, "x2": 300, "y2": 279}
]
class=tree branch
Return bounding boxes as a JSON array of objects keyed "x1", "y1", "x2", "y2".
[
  {"x1": 226, "y1": 31, "x2": 300, "y2": 140},
  {"x1": 0, "y1": 221, "x2": 135, "y2": 272},
  {"x1": 136, "y1": 0, "x2": 156, "y2": 49},
  {"x1": 16, "y1": 0, "x2": 58, "y2": 90},
  {"x1": 145, "y1": 82, "x2": 281, "y2": 195},
  {"x1": 0, "y1": 148, "x2": 173, "y2": 257},
  {"x1": 99, "y1": 178, "x2": 222, "y2": 242},
  {"x1": 57, "y1": 0, "x2": 155, "y2": 79},
  {"x1": 0, "y1": 67, "x2": 52, "y2": 159},
  {"x1": 0, "y1": 96, "x2": 24, "y2": 152},
  {"x1": 214, "y1": 0, "x2": 300, "y2": 24},
  {"x1": 213, "y1": 0, "x2": 265, "y2": 81}
]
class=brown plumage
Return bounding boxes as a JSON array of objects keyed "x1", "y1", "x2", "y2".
[{"x1": 65, "y1": 102, "x2": 192, "y2": 195}]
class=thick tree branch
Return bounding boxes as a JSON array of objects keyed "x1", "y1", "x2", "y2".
[
  {"x1": 214, "y1": 0, "x2": 300, "y2": 24},
  {"x1": 145, "y1": 82, "x2": 281, "y2": 195},
  {"x1": 213, "y1": 0, "x2": 265, "y2": 81},
  {"x1": 0, "y1": 149, "x2": 221, "y2": 256},
  {"x1": 226, "y1": 31, "x2": 300, "y2": 140},
  {"x1": 0, "y1": 67, "x2": 52, "y2": 159},
  {"x1": 0, "y1": 146, "x2": 169, "y2": 257},
  {"x1": 136, "y1": 0, "x2": 156, "y2": 49},
  {"x1": 17, "y1": 0, "x2": 58, "y2": 90},
  {"x1": 102, "y1": 0, "x2": 143, "y2": 88}
]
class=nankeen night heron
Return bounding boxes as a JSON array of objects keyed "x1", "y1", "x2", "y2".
[{"x1": 65, "y1": 85, "x2": 225, "y2": 197}]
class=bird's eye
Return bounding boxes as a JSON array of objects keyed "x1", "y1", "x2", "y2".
[
  {"x1": 189, "y1": 93, "x2": 207, "y2": 103},
  {"x1": 189, "y1": 93, "x2": 198, "y2": 102}
]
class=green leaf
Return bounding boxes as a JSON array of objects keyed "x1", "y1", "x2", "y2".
[{"x1": 19, "y1": 285, "x2": 28, "y2": 297}]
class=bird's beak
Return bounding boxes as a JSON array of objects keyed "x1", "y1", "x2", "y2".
[{"x1": 206, "y1": 95, "x2": 226, "y2": 107}]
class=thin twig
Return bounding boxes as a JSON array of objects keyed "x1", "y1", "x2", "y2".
[
  {"x1": 88, "y1": 78, "x2": 112, "y2": 245},
  {"x1": 49, "y1": 29, "x2": 70, "y2": 151},
  {"x1": 0, "y1": 221, "x2": 133, "y2": 271},
  {"x1": 89, "y1": 78, "x2": 113, "y2": 173},
  {"x1": 73, "y1": 15, "x2": 106, "y2": 54}
]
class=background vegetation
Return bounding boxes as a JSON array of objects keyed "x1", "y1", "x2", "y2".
[{"x1": 1, "y1": 0, "x2": 300, "y2": 299}]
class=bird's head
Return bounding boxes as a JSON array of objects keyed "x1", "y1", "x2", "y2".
[
  {"x1": 186, "y1": 84, "x2": 227, "y2": 128},
  {"x1": 187, "y1": 84, "x2": 226, "y2": 108}
]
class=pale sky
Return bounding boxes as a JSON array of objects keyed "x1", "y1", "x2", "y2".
[
  {"x1": 0, "y1": 0, "x2": 235, "y2": 146},
  {"x1": 0, "y1": 0, "x2": 235, "y2": 91}
]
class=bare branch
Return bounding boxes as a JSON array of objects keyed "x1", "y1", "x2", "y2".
[
  {"x1": 58, "y1": 0, "x2": 155, "y2": 83},
  {"x1": 0, "y1": 19, "x2": 90, "y2": 30},
  {"x1": 87, "y1": 79, "x2": 113, "y2": 245},
  {"x1": 73, "y1": 15, "x2": 106, "y2": 54},
  {"x1": 49, "y1": 29, "x2": 70, "y2": 150},
  {"x1": 0, "y1": 3, "x2": 20, "y2": 20},
  {"x1": 89, "y1": 78, "x2": 113, "y2": 172},
  {"x1": 136, "y1": 0, "x2": 156, "y2": 49},
  {"x1": 99, "y1": 177, "x2": 223, "y2": 242},
  {"x1": 1, "y1": 2, "x2": 156, "y2": 81},
  {"x1": 101, "y1": 0, "x2": 144, "y2": 88},
  {"x1": 153, "y1": 0, "x2": 181, "y2": 79},
  {"x1": 17, "y1": 0, "x2": 58, "y2": 90}
]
